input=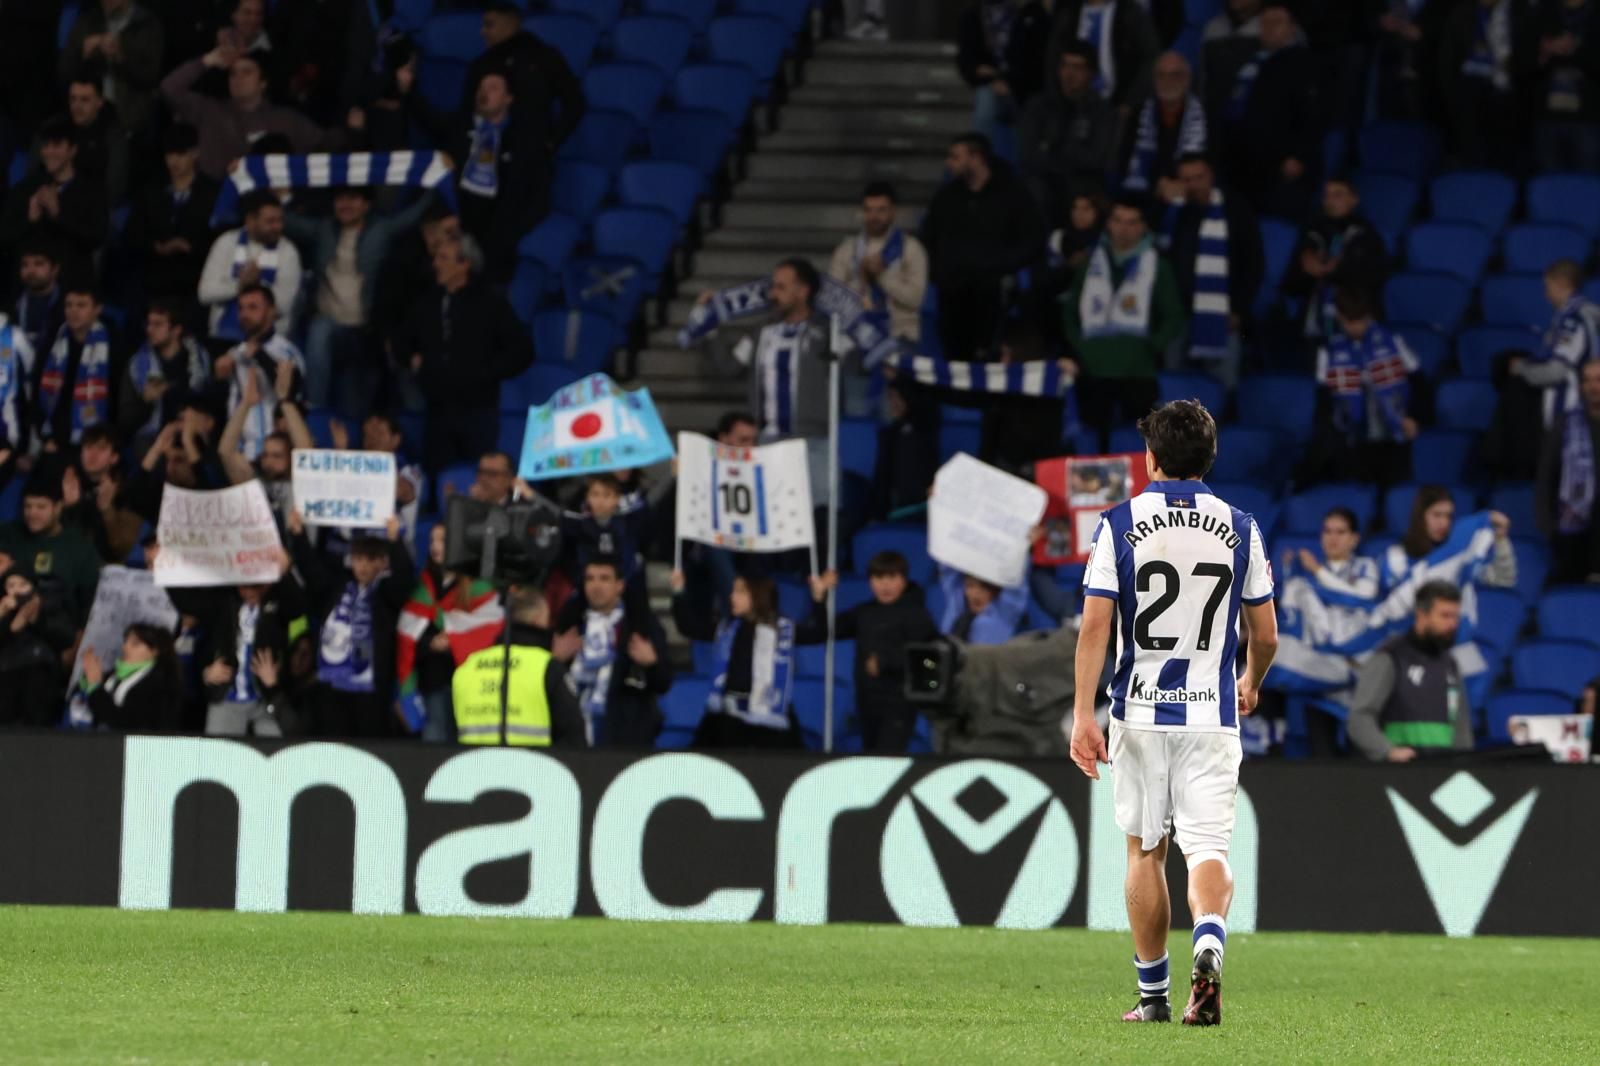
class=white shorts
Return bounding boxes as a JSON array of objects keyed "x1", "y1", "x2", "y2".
[{"x1": 1109, "y1": 722, "x2": 1242, "y2": 857}]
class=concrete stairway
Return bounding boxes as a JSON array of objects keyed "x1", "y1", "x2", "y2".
[{"x1": 634, "y1": 37, "x2": 964, "y2": 436}]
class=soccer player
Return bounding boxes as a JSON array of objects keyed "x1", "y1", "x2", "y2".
[{"x1": 1069, "y1": 399, "x2": 1278, "y2": 1026}]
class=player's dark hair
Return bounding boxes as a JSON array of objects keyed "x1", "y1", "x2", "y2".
[
  {"x1": 1415, "y1": 579, "x2": 1462, "y2": 613},
  {"x1": 866, "y1": 551, "x2": 909, "y2": 580},
  {"x1": 585, "y1": 554, "x2": 625, "y2": 581},
  {"x1": 1403, "y1": 485, "x2": 1455, "y2": 559},
  {"x1": 776, "y1": 257, "x2": 820, "y2": 308},
  {"x1": 1137, "y1": 399, "x2": 1217, "y2": 480},
  {"x1": 862, "y1": 181, "x2": 897, "y2": 203},
  {"x1": 1323, "y1": 506, "x2": 1360, "y2": 534},
  {"x1": 350, "y1": 536, "x2": 388, "y2": 562}
]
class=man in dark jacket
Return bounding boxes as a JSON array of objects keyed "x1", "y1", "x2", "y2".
[
  {"x1": 1045, "y1": 0, "x2": 1162, "y2": 113},
  {"x1": 955, "y1": 0, "x2": 1054, "y2": 156},
  {"x1": 1517, "y1": 0, "x2": 1600, "y2": 172},
  {"x1": 921, "y1": 132, "x2": 1046, "y2": 362},
  {"x1": 1217, "y1": 2, "x2": 1321, "y2": 220},
  {"x1": 1017, "y1": 41, "x2": 1117, "y2": 229},
  {"x1": 50, "y1": 76, "x2": 131, "y2": 209},
  {"x1": 124, "y1": 123, "x2": 218, "y2": 305},
  {"x1": 0, "y1": 119, "x2": 110, "y2": 283},
  {"x1": 195, "y1": 554, "x2": 308, "y2": 737},
  {"x1": 1537, "y1": 358, "x2": 1600, "y2": 581},
  {"x1": 801, "y1": 552, "x2": 940, "y2": 753},
  {"x1": 1348, "y1": 580, "x2": 1471, "y2": 762},
  {"x1": 393, "y1": 238, "x2": 534, "y2": 475},
  {"x1": 467, "y1": 3, "x2": 585, "y2": 148},
  {"x1": 1281, "y1": 175, "x2": 1391, "y2": 343},
  {"x1": 1162, "y1": 154, "x2": 1263, "y2": 387},
  {"x1": 59, "y1": 0, "x2": 167, "y2": 136},
  {"x1": 552, "y1": 555, "x2": 673, "y2": 748}
]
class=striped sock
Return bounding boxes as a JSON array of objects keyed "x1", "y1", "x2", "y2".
[
  {"x1": 1193, "y1": 913, "x2": 1226, "y2": 963},
  {"x1": 1134, "y1": 953, "x2": 1170, "y2": 1003}
]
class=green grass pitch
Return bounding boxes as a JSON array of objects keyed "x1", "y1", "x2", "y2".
[{"x1": 2, "y1": 907, "x2": 1596, "y2": 1064}]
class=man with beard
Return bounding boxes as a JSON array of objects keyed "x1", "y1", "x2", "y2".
[
  {"x1": 215, "y1": 283, "x2": 304, "y2": 462},
  {"x1": 218, "y1": 360, "x2": 312, "y2": 536},
  {"x1": 1347, "y1": 580, "x2": 1471, "y2": 762}
]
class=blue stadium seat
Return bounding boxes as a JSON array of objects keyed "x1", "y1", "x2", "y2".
[
  {"x1": 642, "y1": 0, "x2": 717, "y2": 34},
  {"x1": 422, "y1": 12, "x2": 481, "y2": 59},
  {"x1": 583, "y1": 62, "x2": 667, "y2": 126},
  {"x1": 838, "y1": 417, "x2": 878, "y2": 480},
  {"x1": 673, "y1": 64, "x2": 759, "y2": 127},
  {"x1": 1488, "y1": 482, "x2": 1537, "y2": 538},
  {"x1": 1392, "y1": 325, "x2": 1447, "y2": 376},
  {"x1": 1434, "y1": 379, "x2": 1498, "y2": 432},
  {"x1": 1358, "y1": 120, "x2": 1442, "y2": 182},
  {"x1": 394, "y1": 0, "x2": 433, "y2": 33},
  {"x1": 6, "y1": 150, "x2": 27, "y2": 189},
  {"x1": 1456, "y1": 325, "x2": 1537, "y2": 377},
  {"x1": 435, "y1": 461, "x2": 477, "y2": 506},
  {"x1": 1382, "y1": 483, "x2": 1475, "y2": 535},
  {"x1": 498, "y1": 411, "x2": 528, "y2": 456},
  {"x1": 1107, "y1": 427, "x2": 1145, "y2": 453},
  {"x1": 1235, "y1": 375, "x2": 1317, "y2": 444},
  {"x1": 550, "y1": 161, "x2": 611, "y2": 223},
  {"x1": 707, "y1": 16, "x2": 791, "y2": 86},
  {"x1": 1429, "y1": 170, "x2": 1517, "y2": 234},
  {"x1": 1209, "y1": 482, "x2": 1280, "y2": 537},
  {"x1": 1527, "y1": 173, "x2": 1600, "y2": 237},
  {"x1": 1406, "y1": 222, "x2": 1492, "y2": 284},
  {"x1": 1355, "y1": 171, "x2": 1419, "y2": 244},
  {"x1": 658, "y1": 676, "x2": 712, "y2": 747},
  {"x1": 507, "y1": 259, "x2": 548, "y2": 324},
  {"x1": 1502, "y1": 222, "x2": 1590, "y2": 274},
  {"x1": 531, "y1": 309, "x2": 620, "y2": 376},
  {"x1": 690, "y1": 641, "x2": 718, "y2": 676},
  {"x1": 557, "y1": 108, "x2": 639, "y2": 171},
  {"x1": 1480, "y1": 272, "x2": 1551, "y2": 330},
  {"x1": 1511, "y1": 638, "x2": 1600, "y2": 699},
  {"x1": 733, "y1": 0, "x2": 812, "y2": 35},
  {"x1": 1410, "y1": 429, "x2": 1475, "y2": 484},
  {"x1": 796, "y1": 641, "x2": 854, "y2": 679},
  {"x1": 792, "y1": 679, "x2": 858, "y2": 752},
  {"x1": 618, "y1": 160, "x2": 702, "y2": 225},
  {"x1": 1157, "y1": 371, "x2": 1227, "y2": 417},
  {"x1": 1473, "y1": 587, "x2": 1528, "y2": 655},
  {"x1": 941, "y1": 404, "x2": 982, "y2": 425},
  {"x1": 508, "y1": 364, "x2": 582, "y2": 411},
  {"x1": 1382, "y1": 271, "x2": 1471, "y2": 333},
  {"x1": 1538, "y1": 586, "x2": 1600, "y2": 645},
  {"x1": 1586, "y1": 277, "x2": 1600, "y2": 306},
  {"x1": 1512, "y1": 536, "x2": 1551, "y2": 603},
  {"x1": 1210, "y1": 426, "x2": 1287, "y2": 485},
  {"x1": 939, "y1": 422, "x2": 983, "y2": 463},
  {"x1": 774, "y1": 575, "x2": 811, "y2": 623},
  {"x1": 525, "y1": 13, "x2": 602, "y2": 75},
  {"x1": 1485, "y1": 688, "x2": 1575, "y2": 743},
  {"x1": 303, "y1": 408, "x2": 339, "y2": 448},
  {"x1": 1359, "y1": 532, "x2": 1398, "y2": 562},
  {"x1": 836, "y1": 575, "x2": 872, "y2": 612},
  {"x1": 548, "y1": 0, "x2": 622, "y2": 28},
  {"x1": 648, "y1": 109, "x2": 737, "y2": 176},
  {"x1": 853, "y1": 523, "x2": 933, "y2": 584},
  {"x1": 58, "y1": 2, "x2": 80, "y2": 50},
  {"x1": 515, "y1": 212, "x2": 582, "y2": 272},
  {"x1": 612, "y1": 15, "x2": 695, "y2": 76},
  {"x1": 591, "y1": 205, "x2": 680, "y2": 280},
  {"x1": 1284, "y1": 483, "x2": 1378, "y2": 535},
  {"x1": 562, "y1": 255, "x2": 650, "y2": 324},
  {"x1": 1256, "y1": 216, "x2": 1299, "y2": 315}
]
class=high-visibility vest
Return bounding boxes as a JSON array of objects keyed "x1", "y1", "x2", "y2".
[{"x1": 452, "y1": 644, "x2": 554, "y2": 746}]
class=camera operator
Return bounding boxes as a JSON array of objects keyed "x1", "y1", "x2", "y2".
[{"x1": 452, "y1": 584, "x2": 586, "y2": 747}]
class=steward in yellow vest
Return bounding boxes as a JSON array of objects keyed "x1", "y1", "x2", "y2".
[{"x1": 451, "y1": 586, "x2": 586, "y2": 746}]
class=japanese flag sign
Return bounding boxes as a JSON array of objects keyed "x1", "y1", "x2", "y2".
[
  {"x1": 519, "y1": 373, "x2": 675, "y2": 480},
  {"x1": 676, "y1": 433, "x2": 815, "y2": 553}
]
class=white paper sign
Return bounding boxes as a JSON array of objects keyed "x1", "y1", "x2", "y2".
[
  {"x1": 676, "y1": 432, "x2": 815, "y2": 553},
  {"x1": 291, "y1": 449, "x2": 397, "y2": 528},
  {"x1": 64, "y1": 565, "x2": 181, "y2": 724},
  {"x1": 154, "y1": 481, "x2": 284, "y2": 587},
  {"x1": 929, "y1": 452, "x2": 1048, "y2": 589},
  {"x1": 1508, "y1": 714, "x2": 1592, "y2": 763}
]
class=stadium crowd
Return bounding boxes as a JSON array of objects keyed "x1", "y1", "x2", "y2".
[{"x1": 0, "y1": 0, "x2": 1596, "y2": 760}]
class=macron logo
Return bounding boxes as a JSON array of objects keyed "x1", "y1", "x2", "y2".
[{"x1": 1129, "y1": 674, "x2": 1218, "y2": 704}]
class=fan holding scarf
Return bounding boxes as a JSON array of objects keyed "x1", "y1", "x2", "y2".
[
  {"x1": 1045, "y1": 0, "x2": 1161, "y2": 110},
  {"x1": 1538, "y1": 359, "x2": 1600, "y2": 583},
  {"x1": 553, "y1": 555, "x2": 672, "y2": 748},
  {"x1": 34, "y1": 281, "x2": 112, "y2": 450},
  {"x1": 827, "y1": 182, "x2": 929, "y2": 344},
  {"x1": 197, "y1": 189, "x2": 303, "y2": 343},
  {"x1": 1121, "y1": 51, "x2": 1205, "y2": 196},
  {"x1": 1304, "y1": 288, "x2": 1420, "y2": 488}
]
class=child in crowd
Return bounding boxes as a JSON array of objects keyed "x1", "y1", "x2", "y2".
[
  {"x1": 937, "y1": 563, "x2": 1029, "y2": 645},
  {"x1": 80, "y1": 623, "x2": 184, "y2": 732}
]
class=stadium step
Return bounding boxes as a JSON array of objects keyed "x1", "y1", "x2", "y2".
[
  {"x1": 813, "y1": 39, "x2": 959, "y2": 61},
  {"x1": 701, "y1": 227, "x2": 842, "y2": 255},
  {"x1": 795, "y1": 83, "x2": 971, "y2": 108},
  {"x1": 758, "y1": 127, "x2": 954, "y2": 155},
  {"x1": 734, "y1": 177, "x2": 944, "y2": 205},
  {"x1": 776, "y1": 104, "x2": 969, "y2": 137},
  {"x1": 803, "y1": 57, "x2": 964, "y2": 88},
  {"x1": 718, "y1": 201, "x2": 867, "y2": 231},
  {"x1": 745, "y1": 151, "x2": 937, "y2": 183}
]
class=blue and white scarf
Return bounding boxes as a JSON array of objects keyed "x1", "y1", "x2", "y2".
[
  {"x1": 1124, "y1": 93, "x2": 1205, "y2": 192},
  {"x1": 1463, "y1": 0, "x2": 1512, "y2": 91},
  {"x1": 1079, "y1": 238, "x2": 1157, "y2": 338},
  {"x1": 1559, "y1": 408, "x2": 1596, "y2": 535},
  {"x1": 14, "y1": 289, "x2": 56, "y2": 362},
  {"x1": 1319, "y1": 323, "x2": 1415, "y2": 443},
  {"x1": 212, "y1": 151, "x2": 457, "y2": 224},
  {"x1": 1538, "y1": 295, "x2": 1600, "y2": 428},
  {"x1": 36, "y1": 321, "x2": 111, "y2": 445},
  {"x1": 228, "y1": 602, "x2": 261, "y2": 704},
  {"x1": 758, "y1": 321, "x2": 805, "y2": 438},
  {"x1": 0, "y1": 316, "x2": 29, "y2": 450},
  {"x1": 678, "y1": 275, "x2": 899, "y2": 367},
  {"x1": 319, "y1": 580, "x2": 376, "y2": 693},
  {"x1": 1077, "y1": 1, "x2": 1117, "y2": 99},
  {"x1": 1226, "y1": 51, "x2": 1266, "y2": 122},
  {"x1": 461, "y1": 117, "x2": 507, "y2": 198},
  {"x1": 570, "y1": 605, "x2": 624, "y2": 742},
  {"x1": 705, "y1": 617, "x2": 794, "y2": 731},
  {"x1": 215, "y1": 229, "x2": 281, "y2": 342},
  {"x1": 880, "y1": 351, "x2": 1073, "y2": 396},
  {"x1": 1186, "y1": 189, "x2": 1231, "y2": 360},
  {"x1": 128, "y1": 337, "x2": 209, "y2": 439},
  {"x1": 850, "y1": 227, "x2": 905, "y2": 332}
]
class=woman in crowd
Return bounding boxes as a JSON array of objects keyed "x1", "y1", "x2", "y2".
[
  {"x1": 1381, "y1": 486, "x2": 1517, "y2": 595},
  {"x1": 81, "y1": 623, "x2": 184, "y2": 732}
]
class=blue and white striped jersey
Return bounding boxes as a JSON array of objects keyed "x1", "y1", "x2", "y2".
[{"x1": 1083, "y1": 480, "x2": 1274, "y2": 732}]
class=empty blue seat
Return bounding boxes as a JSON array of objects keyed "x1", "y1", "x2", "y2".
[
  {"x1": 1355, "y1": 171, "x2": 1418, "y2": 245},
  {"x1": 550, "y1": 161, "x2": 610, "y2": 222},
  {"x1": 303, "y1": 407, "x2": 339, "y2": 448},
  {"x1": 1382, "y1": 483, "x2": 1475, "y2": 535},
  {"x1": 1511, "y1": 638, "x2": 1600, "y2": 699},
  {"x1": 548, "y1": 0, "x2": 622, "y2": 27},
  {"x1": 939, "y1": 422, "x2": 982, "y2": 463},
  {"x1": 673, "y1": 63, "x2": 759, "y2": 127},
  {"x1": 647, "y1": 108, "x2": 737, "y2": 176},
  {"x1": 1513, "y1": 536, "x2": 1551, "y2": 603},
  {"x1": 1538, "y1": 586, "x2": 1600, "y2": 645},
  {"x1": 1257, "y1": 216, "x2": 1299, "y2": 315},
  {"x1": 690, "y1": 641, "x2": 718, "y2": 676},
  {"x1": 422, "y1": 12, "x2": 483, "y2": 59},
  {"x1": 1284, "y1": 483, "x2": 1378, "y2": 535},
  {"x1": 557, "y1": 108, "x2": 638, "y2": 171},
  {"x1": 1473, "y1": 587, "x2": 1528, "y2": 654},
  {"x1": 707, "y1": 15, "x2": 791, "y2": 85},
  {"x1": 612, "y1": 14, "x2": 695, "y2": 76},
  {"x1": 531, "y1": 309, "x2": 620, "y2": 376},
  {"x1": 513, "y1": 364, "x2": 582, "y2": 410},
  {"x1": 1359, "y1": 120, "x2": 1442, "y2": 182},
  {"x1": 1236, "y1": 375, "x2": 1317, "y2": 444},
  {"x1": 792, "y1": 679, "x2": 857, "y2": 752},
  {"x1": 435, "y1": 461, "x2": 477, "y2": 505},
  {"x1": 515, "y1": 212, "x2": 582, "y2": 272},
  {"x1": 1485, "y1": 688, "x2": 1575, "y2": 743},
  {"x1": 1456, "y1": 325, "x2": 1537, "y2": 377},
  {"x1": 416, "y1": 56, "x2": 467, "y2": 113},
  {"x1": 525, "y1": 13, "x2": 602, "y2": 75},
  {"x1": 618, "y1": 160, "x2": 702, "y2": 225},
  {"x1": 507, "y1": 259, "x2": 548, "y2": 324},
  {"x1": 583, "y1": 62, "x2": 667, "y2": 125},
  {"x1": 1410, "y1": 429, "x2": 1475, "y2": 483},
  {"x1": 1209, "y1": 482, "x2": 1280, "y2": 537},
  {"x1": 1107, "y1": 426, "x2": 1144, "y2": 453},
  {"x1": 1406, "y1": 222, "x2": 1492, "y2": 284},
  {"x1": 838, "y1": 417, "x2": 879, "y2": 480},
  {"x1": 591, "y1": 205, "x2": 680, "y2": 278},
  {"x1": 1502, "y1": 222, "x2": 1590, "y2": 274},
  {"x1": 1392, "y1": 324, "x2": 1447, "y2": 375},
  {"x1": 642, "y1": 0, "x2": 717, "y2": 33},
  {"x1": 1157, "y1": 371, "x2": 1227, "y2": 417},
  {"x1": 1383, "y1": 272, "x2": 1471, "y2": 333},
  {"x1": 1434, "y1": 379, "x2": 1499, "y2": 432},
  {"x1": 1489, "y1": 482, "x2": 1537, "y2": 538},
  {"x1": 1479, "y1": 272, "x2": 1550, "y2": 329},
  {"x1": 658, "y1": 676, "x2": 712, "y2": 741},
  {"x1": 497, "y1": 411, "x2": 528, "y2": 456},
  {"x1": 1527, "y1": 173, "x2": 1600, "y2": 237},
  {"x1": 1210, "y1": 426, "x2": 1287, "y2": 485},
  {"x1": 853, "y1": 523, "x2": 933, "y2": 583},
  {"x1": 394, "y1": 0, "x2": 432, "y2": 33},
  {"x1": 562, "y1": 255, "x2": 650, "y2": 324},
  {"x1": 796, "y1": 641, "x2": 854, "y2": 678},
  {"x1": 1429, "y1": 170, "x2": 1517, "y2": 234},
  {"x1": 836, "y1": 575, "x2": 872, "y2": 612}
]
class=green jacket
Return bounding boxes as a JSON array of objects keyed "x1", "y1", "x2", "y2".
[
  {"x1": 0, "y1": 522, "x2": 102, "y2": 624},
  {"x1": 1061, "y1": 249, "x2": 1187, "y2": 380}
]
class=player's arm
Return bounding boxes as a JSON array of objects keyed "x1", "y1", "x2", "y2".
[
  {"x1": 1237, "y1": 599, "x2": 1279, "y2": 715},
  {"x1": 1070, "y1": 593, "x2": 1114, "y2": 778}
]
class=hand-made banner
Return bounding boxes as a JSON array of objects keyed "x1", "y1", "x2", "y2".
[
  {"x1": 153, "y1": 481, "x2": 284, "y2": 587},
  {"x1": 211, "y1": 151, "x2": 456, "y2": 224},
  {"x1": 675, "y1": 432, "x2": 815, "y2": 554},
  {"x1": 518, "y1": 373, "x2": 675, "y2": 481},
  {"x1": 291, "y1": 449, "x2": 397, "y2": 529},
  {"x1": 929, "y1": 453, "x2": 1047, "y2": 589}
]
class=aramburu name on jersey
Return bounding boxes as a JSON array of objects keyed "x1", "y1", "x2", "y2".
[
  {"x1": 1121, "y1": 507, "x2": 1241, "y2": 551},
  {"x1": 1128, "y1": 674, "x2": 1219, "y2": 704}
]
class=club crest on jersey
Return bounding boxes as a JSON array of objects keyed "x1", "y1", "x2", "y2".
[{"x1": 1122, "y1": 508, "x2": 1240, "y2": 550}]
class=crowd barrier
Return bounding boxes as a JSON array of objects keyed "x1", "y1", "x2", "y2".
[{"x1": 0, "y1": 735, "x2": 1591, "y2": 937}]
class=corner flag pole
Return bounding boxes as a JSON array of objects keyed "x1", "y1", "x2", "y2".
[{"x1": 823, "y1": 315, "x2": 842, "y2": 754}]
